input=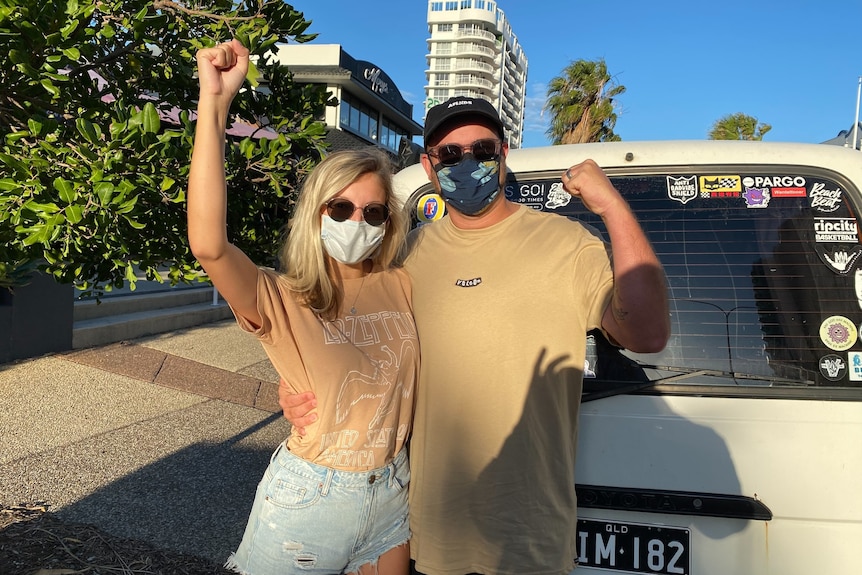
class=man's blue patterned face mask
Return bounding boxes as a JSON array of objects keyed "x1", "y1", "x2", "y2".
[{"x1": 434, "y1": 158, "x2": 501, "y2": 216}]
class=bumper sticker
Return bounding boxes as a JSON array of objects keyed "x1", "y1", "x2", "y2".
[
  {"x1": 416, "y1": 193, "x2": 445, "y2": 223},
  {"x1": 819, "y1": 354, "x2": 847, "y2": 381},
  {"x1": 819, "y1": 315, "x2": 858, "y2": 351},
  {"x1": 850, "y1": 352, "x2": 862, "y2": 381},
  {"x1": 700, "y1": 175, "x2": 741, "y2": 198}
]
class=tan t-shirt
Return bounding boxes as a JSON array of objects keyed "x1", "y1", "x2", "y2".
[
  {"x1": 234, "y1": 267, "x2": 418, "y2": 472},
  {"x1": 404, "y1": 205, "x2": 613, "y2": 575}
]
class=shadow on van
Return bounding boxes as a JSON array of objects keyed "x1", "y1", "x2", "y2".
[
  {"x1": 577, "y1": 390, "x2": 743, "y2": 530},
  {"x1": 467, "y1": 345, "x2": 743, "y2": 573}
]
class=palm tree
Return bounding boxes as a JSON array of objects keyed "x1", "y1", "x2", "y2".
[
  {"x1": 544, "y1": 59, "x2": 625, "y2": 144},
  {"x1": 709, "y1": 113, "x2": 771, "y2": 140}
]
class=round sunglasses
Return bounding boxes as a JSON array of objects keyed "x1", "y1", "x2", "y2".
[
  {"x1": 325, "y1": 198, "x2": 390, "y2": 227},
  {"x1": 426, "y1": 138, "x2": 501, "y2": 167}
]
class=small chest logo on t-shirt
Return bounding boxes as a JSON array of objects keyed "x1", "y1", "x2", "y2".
[{"x1": 455, "y1": 277, "x2": 482, "y2": 287}]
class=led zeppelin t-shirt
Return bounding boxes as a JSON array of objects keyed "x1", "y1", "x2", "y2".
[{"x1": 233, "y1": 267, "x2": 418, "y2": 472}]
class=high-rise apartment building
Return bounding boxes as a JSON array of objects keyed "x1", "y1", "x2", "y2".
[{"x1": 425, "y1": 1, "x2": 528, "y2": 148}]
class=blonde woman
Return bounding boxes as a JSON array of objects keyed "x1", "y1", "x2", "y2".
[{"x1": 188, "y1": 39, "x2": 417, "y2": 575}]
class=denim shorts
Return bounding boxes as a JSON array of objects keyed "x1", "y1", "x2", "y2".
[{"x1": 225, "y1": 443, "x2": 410, "y2": 575}]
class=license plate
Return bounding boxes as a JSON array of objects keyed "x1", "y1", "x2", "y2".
[{"x1": 576, "y1": 518, "x2": 690, "y2": 574}]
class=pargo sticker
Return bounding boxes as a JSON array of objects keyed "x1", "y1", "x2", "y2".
[
  {"x1": 819, "y1": 315, "x2": 858, "y2": 351},
  {"x1": 416, "y1": 193, "x2": 445, "y2": 223},
  {"x1": 819, "y1": 354, "x2": 847, "y2": 381},
  {"x1": 741, "y1": 175, "x2": 807, "y2": 197}
]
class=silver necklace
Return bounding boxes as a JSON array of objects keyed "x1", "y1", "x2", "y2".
[{"x1": 348, "y1": 273, "x2": 367, "y2": 315}]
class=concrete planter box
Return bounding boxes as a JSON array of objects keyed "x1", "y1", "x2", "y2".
[{"x1": 0, "y1": 272, "x2": 73, "y2": 363}]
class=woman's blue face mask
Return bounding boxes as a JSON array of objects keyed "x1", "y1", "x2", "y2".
[{"x1": 434, "y1": 157, "x2": 501, "y2": 216}]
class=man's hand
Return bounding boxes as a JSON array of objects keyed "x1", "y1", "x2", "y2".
[
  {"x1": 278, "y1": 378, "x2": 318, "y2": 436},
  {"x1": 562, "y1": 159, "x2": 626, "y2": 218}
]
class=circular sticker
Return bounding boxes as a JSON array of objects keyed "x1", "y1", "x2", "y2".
[
  {"x1": 819, "y1": 316, "x2": 858, "y2": 351},
  {"x1": 416, "y1": 193, "x2": 445, "y2": 223},
  {"x1": 818, "y1": 354, "x2": 847, "y2": 381}
]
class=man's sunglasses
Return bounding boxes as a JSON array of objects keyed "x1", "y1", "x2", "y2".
[
  {"x1": 325, "y1": 198, "x2": 390, "y2": 227},
  {"x1": 426, "y1": 138, "x2": 501, "y2": 167}
]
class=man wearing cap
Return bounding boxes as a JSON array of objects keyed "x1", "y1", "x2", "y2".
[{"x1": 283, "y1": 96, "x2": 669, "y2": 575}]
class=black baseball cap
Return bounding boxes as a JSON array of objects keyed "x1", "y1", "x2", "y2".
[{"x1": 423, "y1": 96, "x2": 504, "y2": 146}]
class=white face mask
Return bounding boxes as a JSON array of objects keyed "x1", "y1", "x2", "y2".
[{"x1": 320, "y1": 215, "x2": 385, "y2": 265}]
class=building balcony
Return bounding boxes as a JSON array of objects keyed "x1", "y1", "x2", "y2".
[
  {"x1": 504, "y1": 57, "x2": 523, "y2": 72},
  {"x1": 427, "y1": 55, "x2": 495, "y2": 73},
  {"x1": 454, "y1": 28, "x2": 496, "y2": 43},
  {"x1": 504, "y1": 71, "x2": 521, "y2": 92},
  {"x1": 502, "y1": 80, "x2": 514, "y2": 99},
  {"x1": 454, "y1": 58, "x2": 494, "y2": 74},
  {"x1": 503, "y1": 89, "x2": 520, "y2": 110},
  {"x1": 452, "y1": 75, "x2": 493, "y2": 90},
  {"x1": 425, "y1": 87, "x2": 492, "y2": 102},
  {"x1": 450, "y1": 42, "x2": 496, "y2": 59}
]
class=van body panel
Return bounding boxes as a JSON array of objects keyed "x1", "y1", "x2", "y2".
[
  {"x1": 576, "y1": 395, "x2": 862, "y2": 573},
  {"x1": 394, "y1": 141, "x2": 862, "y2": 574}
]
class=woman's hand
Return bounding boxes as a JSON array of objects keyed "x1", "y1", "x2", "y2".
[{"x1": 195, "y1": 39, "x2": 250, "y2": 108}]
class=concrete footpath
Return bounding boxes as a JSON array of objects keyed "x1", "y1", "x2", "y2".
[{"x1": 0, "y1": 318, "x2": 291, "y2": 564}]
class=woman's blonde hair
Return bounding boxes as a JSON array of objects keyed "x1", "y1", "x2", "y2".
[{"x1": 279, "y1": 147, "x2": 407, "y2": 318}]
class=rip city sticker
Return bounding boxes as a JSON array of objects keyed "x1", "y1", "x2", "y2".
[{"x1": 813, "y1": 218, "x2": 859, "y2": 243}]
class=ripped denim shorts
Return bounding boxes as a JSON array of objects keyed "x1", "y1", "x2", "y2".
[{"x1": 226, "y1": 443, "x2": 410, "y2": 575}]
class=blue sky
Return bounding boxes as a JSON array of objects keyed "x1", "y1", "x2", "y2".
[{"x1": 295, "y1": 0, "x2": 862, "y2": 149}]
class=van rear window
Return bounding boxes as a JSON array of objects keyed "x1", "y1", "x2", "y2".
[{"x1": 506, "y1": 169, "x2": 862, "y2": 390}]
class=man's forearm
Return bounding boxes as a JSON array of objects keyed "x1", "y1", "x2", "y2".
[{"x1": 602, "y1": 202, "x2": 670, "y2": 353}]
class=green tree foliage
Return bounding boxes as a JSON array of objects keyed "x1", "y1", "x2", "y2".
[
  {"x1": 544, "y1": 58, "x2": 625, "y2": 145},
  {"x1": 708, "y1": 113, "x2": 772, "y2": 141},
  {"x1": 0, "y1": 0, "x2": 332, "y2": 294}
]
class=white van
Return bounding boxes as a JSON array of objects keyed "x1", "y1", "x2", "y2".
[{"x1": 393, "y1": 140, "x2": 862, "y2": 575}]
